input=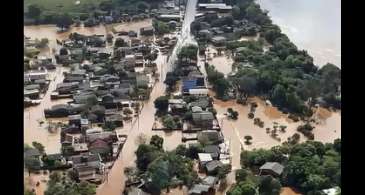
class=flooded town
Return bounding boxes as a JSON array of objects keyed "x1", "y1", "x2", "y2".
[{"x1": 24, "y1": 0, "x2": 341, "y2": 195}]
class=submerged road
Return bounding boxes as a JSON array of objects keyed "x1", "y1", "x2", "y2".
[{"x1": 97, "y1": 1, "x2": 198, "y2": 194}]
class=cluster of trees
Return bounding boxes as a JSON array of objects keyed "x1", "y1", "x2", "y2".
[
  {"x1": 135, "y1": 137, "x2": 233, "y2": 193},
  {"x1": 24, "y1": 142, "x2": 45, "y2": 171},
  {"x1": 205, "y1": 64, "x2": 230, "y2": 99},
  {"x1": 164, "y1": 72, "x2": 179, "y2": 91},
  {"x1": 228, "y1": 168, "x2": 282, "y2": 195},
  {"x1": 26, "y1": 5, "x2": 75, "y2": 28},
  {"x1": 153, "y1": 19, "x2": 174, "y2": 35},
  {"x1": 198, "y1": 0, "x2": 341, "y2": 116},
  {"x1": 135, "y1": 136, "x2": 199, "y2": 193},
  {"x1": 162, "y1": 114, "x2": 182, "y2": 129},
  {"x1": 154, "y1": 95, "x2": 169, "y2": 113},
  {"x1": 238, "y1": 139, "x2": 341, "y2": 194},
  {"x1": 297, "y1": 123, "x2": 315, "y2": 140},
  {"x1": 44, "y1": 172, "x2": 96, "y2": 195},
  {"x1": 227, "y1": 108, "x2": 239, "y2": 120},
  {"x1": 177, "y1": 45, "x2": 198, "y2": 63}
]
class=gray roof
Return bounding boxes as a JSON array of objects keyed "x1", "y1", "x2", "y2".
[
  {"x1": 192, "y1": 111, "x2": 214, "y2": 121},
  {"x1": 259, "y1": 162, "x2": 284, "y2": 175},
  {"x1": 191, "y1": 106, "x2": 203, "y2": 113},
  {"x1": 202, "y1": 176, "x2": 218, "y2": 187},
  {"x1": 24, "y1": 148, "x2": 41, "y2": 158},
  {"x1": 198, "y1": 153, "x2": 213, "y2": 162},
  {"x1": 198, "y1": 130, "x2": 224, "y2": 144},
  {"x1": 46, "y1": 153, "x2": 64, "y2": 161},
  {"x1": 204, "y1": 145, "x2": 220, "y2": 154},
  {"x1": 188, "y1": 184, "x2": 210, "y2": 194},
  {"x1": 212, "y1": 36, "x2": 226, "y2": 42},
  {"x1": 70, "y1": 153, "x2": 101, "y2": 166},
  {"x1": 189, "y1": 99, "x2": 210, "y2": 109},
  {"x1": 205, "y1": 160, "x2": 223, "y2": 172}
]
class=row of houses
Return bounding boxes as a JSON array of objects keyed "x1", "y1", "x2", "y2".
[
  {"x1": 193, "y1": 10, "x2": 260, "y2": 47},
  {"x1": 33, "y1": 24, "x2": 160, "y2": 183},
  {"x1": 24, "y1": 71, "x2": 50, "y2": 101}
]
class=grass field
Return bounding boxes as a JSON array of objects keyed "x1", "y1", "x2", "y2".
[{"x1": 24, "y1": 0, "x2": 112, "y2": 14}]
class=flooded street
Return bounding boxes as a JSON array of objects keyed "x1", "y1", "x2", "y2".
[
  {"x1": 257, "y1": 0, "x2": 341, "y2": 67},
  {"x1": 24, "y1": 0, "x2": 340, "y2": 194},
  {"x1": 24, "y1": 67, "x2": 71, "y2": 154},
  {"x1": 97, "y1": 53, "x2": 183, "y2": 195}
]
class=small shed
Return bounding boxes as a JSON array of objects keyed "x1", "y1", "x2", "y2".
[
  {"x1": 198, "y1": 153, "x2": 213, "y2": 168},
  {"x1": 259, "y1": 162, "x2": 284, "y2": 177},
  {"x1": 203, "y1": 145, "x2": 220, "y2": 160},
  {"x1": 188, "y1": 184, "x2": 211, "y2": 195},
  {"x1": 205, "y1": 160, "x2": 223, "y2": 174}
]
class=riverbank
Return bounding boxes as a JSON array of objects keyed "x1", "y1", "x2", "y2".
[{"x1": 257, "y1": 0, "x2": 341, "y2": 67}]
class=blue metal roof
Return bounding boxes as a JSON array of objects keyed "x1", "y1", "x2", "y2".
[{"x1": 182, "y1": 79, "x2": 198, "y2": 92}]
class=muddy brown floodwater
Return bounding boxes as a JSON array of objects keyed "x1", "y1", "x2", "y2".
[
  {"x1": 213, "y1": 95, "x2": 341, "y2": 153},
  {"x1": 97, "y1": 53, "x2": 183, "y2": 195},
  {"x1": 206, "y1": 46, "x2": 234, "y2": 76},
  {"x1": 24, "y1": 67, "x2": 71, "y2": 154}
]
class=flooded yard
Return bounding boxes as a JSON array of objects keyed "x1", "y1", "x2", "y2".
[
  {"x1": 24, "y1": 67, "x2": 71, "y2": 154},
  {"x1": 205, "y1": 46, "x2": 234, "y2": 76},
  {"x1": 213, "y1": 95, "x2": 341, "y2": 154},
  {"x1": 25, "y1": 25, "x2": 108, "y2": 48},
  {"x1": 112, "y1": 19, "x2": 152, "y2": 36},
  {"x1": 97, "y1": 53, "x2": 183, "y2": 195}
]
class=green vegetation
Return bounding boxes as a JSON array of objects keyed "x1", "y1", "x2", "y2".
[
  {"x1": 162, "y1": 114, "x2": 182, "y2": 129},
  {"x1": 135, "y1": 135, "x2": 199, "y2": 193},
  {"x1": 227, "y1": 108, "x2": 239, "y2": 120},
  {"x1": 237, "y1": 139, "x2": 341, "y2": 194},
  {"x1": 153, "y1": 19, "x2": 174, "y2": 35},
  {"x1": 44, "y1": 172, "x2": 96, "y2": 195},
  {"x1": 178, "y1": 45, "x2": 198, "y2": 62},
  {"x1": 150, "y1": 135, "x2": 164, "y2": 150},
  {"x1": 164, "y1": 72, "x2": 179, "y2": 90},
  {"x1": 196, "y1": 0, "x2": 341, "y2": 116},
  {"x1": 244, "y1": 135, "x2": 253, "y2": 145},
  {"x1": 297, "y1": 123, "x2": 315, "y2": 140},
  {"x1": 24, "y1": 0, "x2": 163, "y2": 25},
  {"x1": 205, "y1": 64, "x2": 230, "y2": 99},
  {"x1": 154, "y1": 95, "x2": 169, "y2": 113},
  {"x1": 32, "y1": 141, "x2": 45, "y2": 154}
]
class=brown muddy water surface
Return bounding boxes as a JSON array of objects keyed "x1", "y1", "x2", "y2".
[
  {"x1": 206, "y1": 46, "x2": 234, "y2": 76},
  {"x1": 210, "y1": 92, "x2": 341, "y2": 172},
  {"x1": 24, "y1": 24, "x2": 183, "y2": 195}
]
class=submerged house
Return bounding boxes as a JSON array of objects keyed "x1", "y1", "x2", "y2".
[
  {"x1": 89, "y1": 139, "x2": 111, "y2": 156},
  {"x1": 198, "y1": 130, "x2": 224, "y2": 144},
  {"x1": 192, "y1": 111, "x2": 214, "y2": 128},
  {"x1": 205, "y1": 160, "x2": 223, "y2": 175},
  {"x1": 211, "y1": 36, "x2": 226, "y2": 46},
  {"x1": 140, "y1": 26, "x2": 154, "y2": 36},
  {"x1": 182, "y1": 78, "x2": 206, "y2": 95},
  {"x1": 203, "y1": 145, "x2": 220, "y2": 160},
  {"x1": 198, "y1": 3, "x2": 233, "y2": 12},
  {"x1": 259, "y1": 162, "x2": 284, "y2": 177},
  {"x1": 44, "y1": 104, "x2": 74, "y2": 118}
]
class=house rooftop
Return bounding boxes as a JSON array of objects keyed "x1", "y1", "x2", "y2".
[
  {"x1": 188, "y1": 184, "x2": 210, "y2": 194},
  {"x1": 259, "y1": 162, "x2": 284, "y2": 175},
  {"x1": 205, "y1": 160, "x2": 223, "y2": 172},
  {"x1": 192, "y1": 111, "x2": 214, "y2": 121},
  {"x1": 201, "y1": 176, "x2": 218, "y2": 187},
  {"x1": 198, "y1": 153, "x2": 213, "y2": 162},
  {"x1": 24, "y1": 148, "x2": 41, "y2": 158}
]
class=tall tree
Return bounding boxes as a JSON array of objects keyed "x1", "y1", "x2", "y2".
[{"x1": 28, "y1": 5, "x2": 42, "y2": 19}]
